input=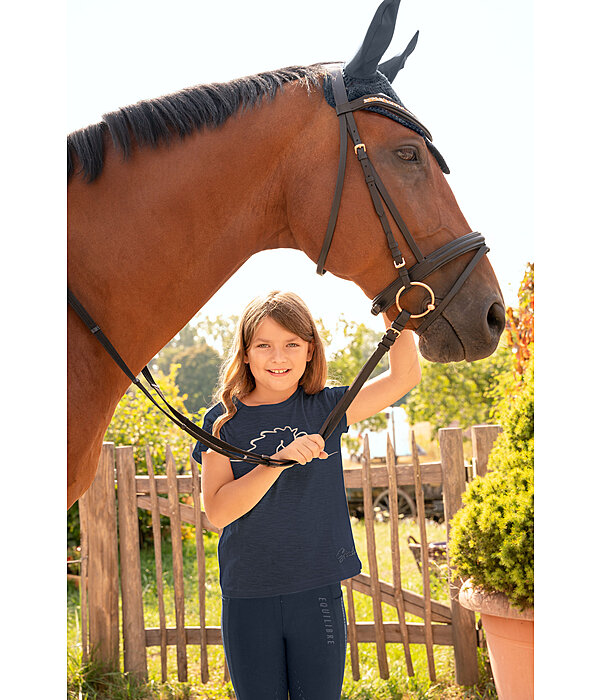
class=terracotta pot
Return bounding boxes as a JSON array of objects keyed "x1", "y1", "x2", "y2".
[{"x1": 459, "y1": 579, "x2": 533, "y2": 700}]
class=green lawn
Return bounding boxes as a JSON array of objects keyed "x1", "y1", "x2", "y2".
[{"x1": 68, "y1": 518, "x2": 497, "y2": 699}]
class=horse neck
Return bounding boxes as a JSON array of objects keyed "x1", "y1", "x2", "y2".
[{"x1": 68, "y1": 84, "x2": 319, "y2": 376}]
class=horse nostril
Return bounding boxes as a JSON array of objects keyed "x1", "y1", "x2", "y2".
[{"x1": 487, "y1": 302, "x2": 506, "y2": 339}]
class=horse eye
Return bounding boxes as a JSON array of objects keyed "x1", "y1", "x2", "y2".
[{"x1": 396, "y1": 146, "x2": 419, "y2": 162}]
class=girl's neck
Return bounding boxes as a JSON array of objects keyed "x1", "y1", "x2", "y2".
[{"x1": 240, "y1": 384, "x2": 300, "y2": 407}]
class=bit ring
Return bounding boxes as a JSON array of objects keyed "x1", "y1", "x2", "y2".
[{"x1": 395, "y1": 281, "x2": 436, "y2": 318}]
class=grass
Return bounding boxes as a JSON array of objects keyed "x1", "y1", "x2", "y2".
[{"x1": 67, "y1": 518, "x2": 497, "y2": 699}]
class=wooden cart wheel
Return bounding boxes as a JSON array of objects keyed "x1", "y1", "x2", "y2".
[{"x1": 373, "y1": 488, "x2": 416, "y2": 520}]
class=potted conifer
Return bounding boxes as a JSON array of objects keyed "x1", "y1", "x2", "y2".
[
  {"x1": 449, "y1": 354, "x2": 533, "y2": 700},
  {"x1": 450, "y1": 263, "x2": 533, "y2": 699}
]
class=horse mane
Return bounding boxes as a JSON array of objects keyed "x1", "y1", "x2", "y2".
[{"x1": 67, "y1": 65, "x2": 327, "y2": 183}]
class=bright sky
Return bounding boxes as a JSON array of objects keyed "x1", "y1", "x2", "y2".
[{"x1": 67, "y1": 0, "x2": 533, "y2": 335}]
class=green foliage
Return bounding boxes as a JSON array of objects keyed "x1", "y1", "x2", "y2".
[
  {"x1": 193, "y1": 313, "x2": 239, "y2": 357},
  {"x1": 449, "y1": 264, "x2": 534, "y2": 609},
  {"x1": 327, "y1": 317, "x2": 389, "y2": 385},
  {"x1": 105, "y1": 364, "x2": 205, "y2": 476},
  {"x1": 449, "y1": 460, "x2": 534, "y2": 609},
  {"x1": 403, "y1": 345, "x2": 513, "y2": 433},
  {"x1": 153, "y1": 319, "x2": 223, "y2": 414},
  {"x1": 328, "y1": 318, "x2": 389, "y2": 438},
  {"x1": 167, "y1": 342, "x2": 221, "y2": 413}
]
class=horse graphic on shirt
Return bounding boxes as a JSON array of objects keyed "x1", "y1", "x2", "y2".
[
  {"x1": 248, "y1": 426, "x2": 308, "y2": 454},
  {"x1": 247, "y1": 426, "x2": 338, "y2": 459}
]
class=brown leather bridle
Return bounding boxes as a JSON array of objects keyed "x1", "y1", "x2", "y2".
[
  {"x1": 68, "y1": 65, "x2": 490, "y2": 466},
  {"x1": 316, "y1": 65, "x2": 489, "y2": 441}
]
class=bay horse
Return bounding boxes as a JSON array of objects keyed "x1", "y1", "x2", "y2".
[{"x1": 67, "y1": 0, "x2": 505, "y2": 508}]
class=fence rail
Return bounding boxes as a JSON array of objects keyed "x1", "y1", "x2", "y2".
[{"x1": 76, "y1": 424, "x2": 501, "y2": 687}]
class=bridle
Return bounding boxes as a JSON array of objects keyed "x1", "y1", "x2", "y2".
[
  {"x1": 67, "y1": 64, "x2": 490, "y2": 468},
  {"x1": 316, "y1": 65, "x2": 489, "y2": 441}
]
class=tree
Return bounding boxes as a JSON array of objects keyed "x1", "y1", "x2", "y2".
[
  {"x1": 504, "y1": 262, "x2": 534, "y2": 383},
  {"x1": 194, "y1": 314, "x2": 240, "y2": 357},
  {"x1": 153, "y1": 317, "x2": 226, "y2": 413},
  {"x1": 403, "y1": 346, "x2": 513, "y2": 433},
  {"x1": 404, "y1": 262, "x2": 534, "y2": 434},
  {"x1": 328, "y1": 318, "x2": 389, "y2": 435},
  {"x1": 169, "y1": 342, "x2": 221, "y2": 412},
  {"x1": 68, "y1": 366, "x2": 204, "y2": 548},
  {"x1": 105, "y1": 363, "x2": 205, "y2": 475}
]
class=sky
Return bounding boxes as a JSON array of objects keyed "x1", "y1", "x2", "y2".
[{"x1": 67, "y1": 0, "x2": 534, "y2": 335}]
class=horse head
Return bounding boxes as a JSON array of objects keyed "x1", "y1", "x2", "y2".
[{"x1": 286, "y1": 0, "x2": 505, "y2": 362}]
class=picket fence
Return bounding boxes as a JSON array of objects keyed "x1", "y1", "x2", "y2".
[{"x1": 74, "y1": 424, "x2": 501, "y2": 687}]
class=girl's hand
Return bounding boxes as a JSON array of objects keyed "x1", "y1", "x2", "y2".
[{"x1": 273, "y1": 434, "x2": 328, "y2": 465}]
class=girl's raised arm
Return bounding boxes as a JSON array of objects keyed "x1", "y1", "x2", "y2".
[{"x1": 346, "y1": 327, "x2": 421, "y2": 426}]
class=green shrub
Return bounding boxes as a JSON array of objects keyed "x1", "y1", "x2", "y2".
[{"x1": 449, "y1": 358, "x2": 534, "y2": 610}]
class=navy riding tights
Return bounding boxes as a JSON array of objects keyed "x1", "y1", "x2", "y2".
[{"x1": 221, "y1": 582, "x2": 347, "y2": 700}]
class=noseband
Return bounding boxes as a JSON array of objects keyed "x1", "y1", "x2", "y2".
[{"x1": 68, "y1": 65, "x2": 490, "y2": 467}]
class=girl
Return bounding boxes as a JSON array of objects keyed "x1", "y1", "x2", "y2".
[{"x1": 193, "y1": 291, "x2": 420, "y2": 699}]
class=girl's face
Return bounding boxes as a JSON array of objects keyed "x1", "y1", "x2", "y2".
[{"x1": 244, "y1": 316, "x2": 314, "y2": 398}]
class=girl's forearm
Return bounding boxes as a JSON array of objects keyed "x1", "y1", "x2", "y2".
[
  {"x1": 387, "y1": 328, "x2": 421, "y2": 383},
  {"x1": 208, "y1": 463, "x2": 285, "y2": 529}
]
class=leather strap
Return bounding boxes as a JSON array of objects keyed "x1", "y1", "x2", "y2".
[
  {"x1": 68, "y1": 288, "x2": 296, "y2": 467},
  {"x1": 318, "y1": 309, "x2": 411, "y2": 442},
  {"x1": 317, "y1": 126, "x2": 348, "y2": 270},
  {"x1": 415, "y1": 244, "x2": 489, "y2": 335},
  {"x1": 370, "y1": 233, "x2": 488, "y2": 315}
]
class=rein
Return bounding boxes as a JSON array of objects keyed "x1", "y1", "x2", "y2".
[{"x1": 67, "y1": 64, "x2": 489, "y2": 468}]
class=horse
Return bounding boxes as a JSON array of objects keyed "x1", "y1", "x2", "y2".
[{"x1": 67, "y1": 0, "x2": 505, "y2": 509}]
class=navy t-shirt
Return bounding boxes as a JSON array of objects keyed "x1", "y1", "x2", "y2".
[{"x1": 192, "y1": 385, "x2": 362, "y2": 598}]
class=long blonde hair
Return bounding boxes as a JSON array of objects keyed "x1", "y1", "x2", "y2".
[{"x1": 212, "y1": 291, "x2": 328, "y2": 437}]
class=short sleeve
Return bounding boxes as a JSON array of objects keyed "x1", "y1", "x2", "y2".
[{"x1": 191, "y1": 404, "x2": 223, "y2": 464}]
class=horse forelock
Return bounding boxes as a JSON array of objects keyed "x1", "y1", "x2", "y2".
[{"x1": 67, "y1": 65, "x2": 327, "y2": 183}]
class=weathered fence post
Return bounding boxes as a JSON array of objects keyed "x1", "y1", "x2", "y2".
[
  {"x1": 361, "y1": 434, "x2": 389, "y2": 680},
  {"x1": 85, "y1": 442, "x2": 120, "y2": 670},
  {"x1": 166, "y1": 445, "x2": 188, "y2": 682},
  {"x1": 471, "y1": 425, "x2": 502, "y2": 478},
  {"x1": 116, "y1": 445, "x2": 148, "y2": 681},
  {"x1": 439, "y1": 428, "x2": 479, "y2": 686},
  {"x1": 385, "y1": 435, "x2": 414, "y2": 677},
  {"x1": 411, "y1": 432, "x2": 436, "y2": 682},
  {"x1": 78, "y1": 491, "x2": 89, "y2": 664}
]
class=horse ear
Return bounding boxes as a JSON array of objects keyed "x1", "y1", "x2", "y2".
[
  {"x1": 344, "y1": 0, "x2": 402, "y2": 80},
  {"x1": 377, "y1": 30, "x2": 419, "y2": 83}
]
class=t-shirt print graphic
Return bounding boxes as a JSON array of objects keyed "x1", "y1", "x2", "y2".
[
  {"x1": 245, "y1": 426, "x2": 338, "y2": 461},
  {"x1": 250, "y1": 426, "x2": 307, "y2": 454}
]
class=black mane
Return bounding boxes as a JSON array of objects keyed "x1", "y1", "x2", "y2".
[{"x1": 67, "y1": 65, "x2": 325, "y2": 183}]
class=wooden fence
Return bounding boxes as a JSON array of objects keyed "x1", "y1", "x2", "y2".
[{"x1": 75, "y1": 424, "x2": 501, "y2": 687}]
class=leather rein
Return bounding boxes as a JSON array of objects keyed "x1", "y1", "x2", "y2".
[{"x1": 67, "y1": 64, "x2": 489, "y2": 468}]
